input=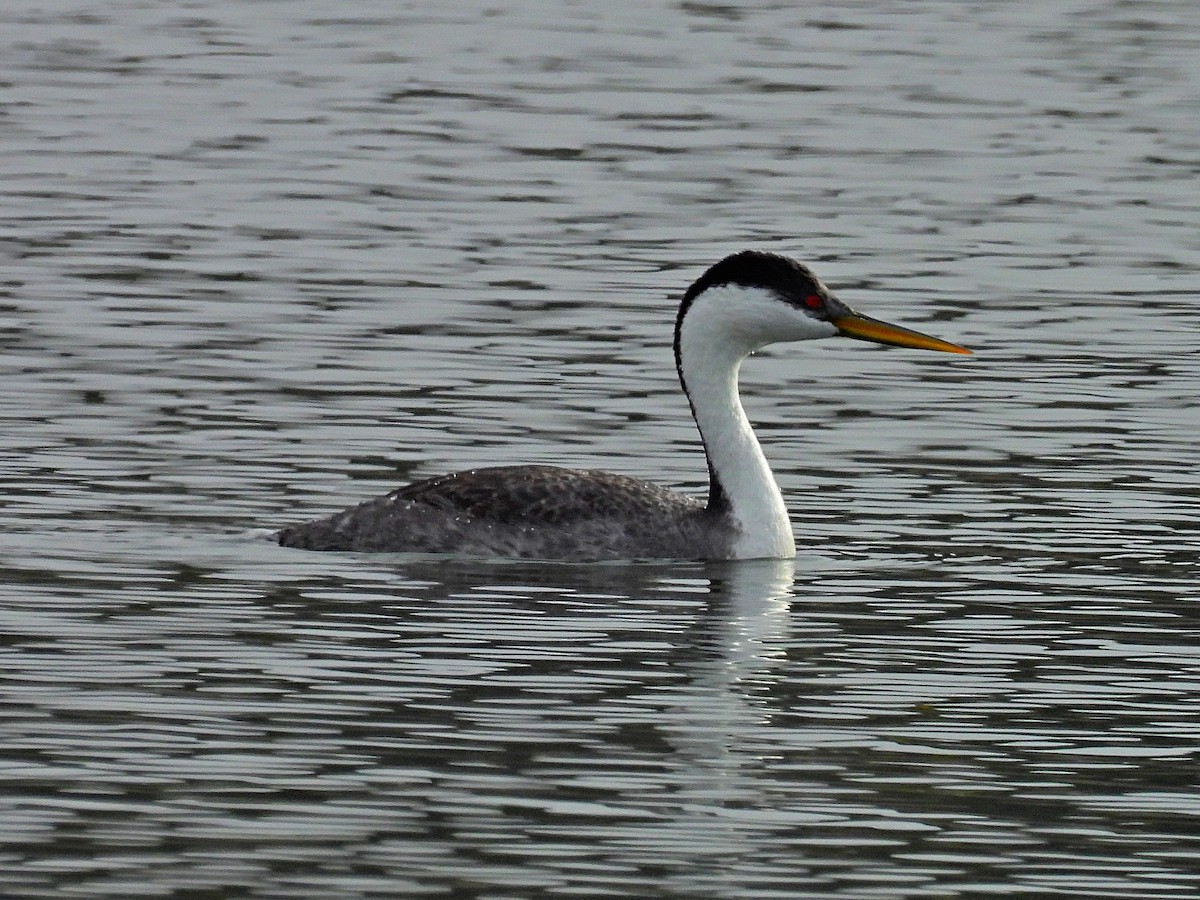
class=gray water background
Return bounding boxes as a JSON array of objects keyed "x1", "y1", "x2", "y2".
[{"x1": 3, "y1": 0, "x2": 1200, "y2": 897}]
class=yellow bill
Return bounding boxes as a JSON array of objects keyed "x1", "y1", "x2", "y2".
[{"x1": 832, "y1": 312, "x2": 972, "y2": 355}]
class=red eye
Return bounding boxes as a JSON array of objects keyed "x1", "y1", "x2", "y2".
[{"x1": 803, "y1": 294, "x2": 823, "y2": 310}]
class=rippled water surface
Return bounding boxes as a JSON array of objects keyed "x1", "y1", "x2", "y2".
[{"x1": 3, "y1": 0, "x2": 1200, "y2": 897}]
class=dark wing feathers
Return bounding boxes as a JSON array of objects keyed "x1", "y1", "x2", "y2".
[
  {"x1": 387, "y1": 465, "x2": 697, "y2": 524},
  {"x1": 276, "y1": 464, "x2": 712, "y2": 557}
]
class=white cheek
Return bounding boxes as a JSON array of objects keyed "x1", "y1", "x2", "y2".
[
  {"x1": 758, "y1": 302, "x2": 837, "y2": 344},
  {"x1": 679, "y1": 284, "x2": 840, "y2": 369}
]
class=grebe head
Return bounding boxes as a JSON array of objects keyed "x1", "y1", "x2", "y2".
[{"x1": 674, "y1": 250, "x2": 971, "y2": 367}]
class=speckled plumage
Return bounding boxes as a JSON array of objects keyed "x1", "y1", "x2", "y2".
[{"x1": 276, "y1": 465, "x2": 731, "y2": 560}]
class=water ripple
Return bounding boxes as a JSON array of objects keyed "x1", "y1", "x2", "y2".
[{"x1": 4, "y1": 0, "x2": 1200, "y2": 897}]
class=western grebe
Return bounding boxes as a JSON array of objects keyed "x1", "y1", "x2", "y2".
[{"x1": 277, "y1": 250, "x2": 970, "y2": 560}]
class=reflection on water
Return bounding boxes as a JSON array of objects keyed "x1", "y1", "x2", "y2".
[
  {"x1": 3, "y1": 0, "x2": 1200, "y2": 896},
  {"x1": 4, "y1": 552, "x2": 1200, "y2": 897}
]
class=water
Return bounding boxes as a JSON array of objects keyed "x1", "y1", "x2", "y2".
[{"x1": 3, "y1": 0, "x2": 1200, "y2": 896}]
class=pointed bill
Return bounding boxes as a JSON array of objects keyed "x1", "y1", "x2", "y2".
[{"x1": 832, "y1": 312, "x2": 972, "y2": 355}]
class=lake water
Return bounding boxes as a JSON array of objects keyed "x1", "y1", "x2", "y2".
[{"x1": 3, "y1": 0, "x2": 1200, "y2": 897}]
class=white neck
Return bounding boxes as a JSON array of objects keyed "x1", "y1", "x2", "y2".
[{"x1": 677, "y1": 285, "x2": 813, "y2": 560}]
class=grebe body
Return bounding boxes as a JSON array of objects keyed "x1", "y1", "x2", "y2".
[{"x1": 276, "y1": 251, "x2": 969, "y2": 560}]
